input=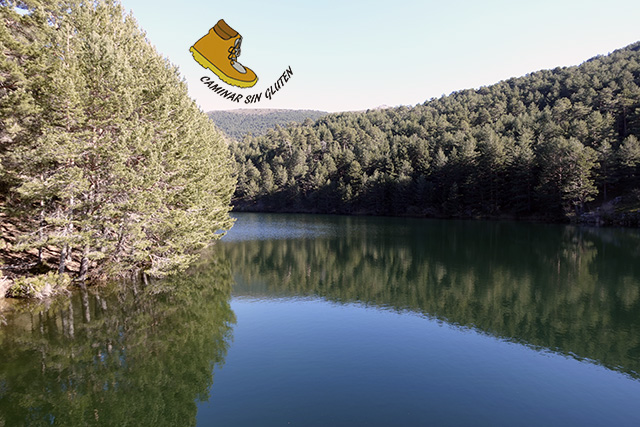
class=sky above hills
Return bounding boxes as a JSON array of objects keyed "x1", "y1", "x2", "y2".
[{"x1": 120, "y1": 0, "x2": 640, "y2": 113}]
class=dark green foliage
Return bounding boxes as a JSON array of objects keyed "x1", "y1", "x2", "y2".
[
  {"x1": 232, "y1": 42, "x2": 640, "y2": 221},
  {"x1": 1, "y1": 1, "x2": 235, "y2": 280},
  {"x1": 208, "y1": 109, "x2": 328, "y2": 141}
]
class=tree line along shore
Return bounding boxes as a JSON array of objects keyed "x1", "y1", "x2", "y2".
[
  {"x1": 2, "y1": 1, "x2": 640, "y2": 299},
  {"x1": 228, "y1": 43, "x2": 640, "y2": 227}
]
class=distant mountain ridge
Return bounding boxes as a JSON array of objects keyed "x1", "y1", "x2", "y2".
[{"x1": 207, "y1": 109, "x2": 328, "y2": 141}]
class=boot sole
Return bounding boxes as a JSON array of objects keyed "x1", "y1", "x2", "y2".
[{"x1": 190, "y1": 46, "x2": 257, "y2": 88}]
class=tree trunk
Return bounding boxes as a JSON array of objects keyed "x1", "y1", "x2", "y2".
[
  {"x1": 58, "y1": 243, "x2": 68, "y2": 274},
  {"x1": 58, "y1": 198, "x2": 74, "y2": 275},
  {"x1": 78, "y1": 244, "x2": 90, "y2": 282},
  {"x1": 38, "y1": 203, "x2": 45, "y2": 264}
]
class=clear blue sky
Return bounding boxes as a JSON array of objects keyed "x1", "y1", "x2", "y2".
[{"x1": 120, "y1": 0, "x2": 640, "y2": 113}]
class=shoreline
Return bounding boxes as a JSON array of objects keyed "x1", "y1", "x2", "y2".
[
  {"x1": 230, "y1": 205, "x2": 640, "y2": 229},
  {"x1": 3, "y1": 206, "x2": 639, "y2": 305}
]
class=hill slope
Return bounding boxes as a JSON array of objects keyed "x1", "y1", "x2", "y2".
[
  {"x1": 207, "y1": 109, "x2": 328, "y2": 141},
  {"x1": 230, "y1": 42, "x2": 640, "y2": 225}
]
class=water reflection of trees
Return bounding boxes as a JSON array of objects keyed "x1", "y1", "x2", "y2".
[
  {"x1": 222, "y1": 218, "x2": 640, "y2": 378},
  {"x1": 0, "y1": 255, "x2": 235, "y2": 427}
]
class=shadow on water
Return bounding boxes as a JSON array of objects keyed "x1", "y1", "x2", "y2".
[
  {"x1": 0, "y1": 255, "x2": 235, "y2": 427},
  {"x1": 221, "y1": 213, "x2": 640, "y2": 379}
]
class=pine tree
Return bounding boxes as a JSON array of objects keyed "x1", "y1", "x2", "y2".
[
  {"x1": 617, "y1": 134, "x2": 640, "y2": 190},
  {"x1": 536, "y1": 137, "x2": 599, "y2": 215},
  {"x1": 2, "y1": 0, "x2": 235, "y2": 280}
]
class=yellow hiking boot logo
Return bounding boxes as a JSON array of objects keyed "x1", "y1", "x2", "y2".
[{"x1": 190, "y1": 19, "x2": 258, "y2": 88}]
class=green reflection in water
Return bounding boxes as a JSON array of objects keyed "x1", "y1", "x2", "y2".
[
  {"x1": 0, "y1": 255, "x2": 235, "y2": 427},
  {"x1": 221, "y1": 214, "x2": 640, "y2": 378}
]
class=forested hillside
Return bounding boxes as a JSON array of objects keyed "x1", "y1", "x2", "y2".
[
  {"x1": 0, "y1": 0, "x2": 234, "y2": 287},
  {"x1": 208, "y1": 109, "x2": 327, "y2": 141},
  {"x1": 231, "y1": 42, "x2": 640, "y2": 224}
]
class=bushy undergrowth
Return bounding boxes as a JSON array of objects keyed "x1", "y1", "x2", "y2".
[{"x1": 7, "y1": 272, "x2": 71, "y2": 299}]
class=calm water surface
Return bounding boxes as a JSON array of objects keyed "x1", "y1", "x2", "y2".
[{"x1": 2, "y1": 213, "x2": 640, "y2": 426}]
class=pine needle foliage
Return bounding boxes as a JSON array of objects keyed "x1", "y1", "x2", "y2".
[{"x1": 1, "y1": 0, "x2": 235, "y2": 280}]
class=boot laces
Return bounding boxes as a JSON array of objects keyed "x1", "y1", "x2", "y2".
[{"x1": 228, "y1": 37, "x2": 242, "y2": 64}]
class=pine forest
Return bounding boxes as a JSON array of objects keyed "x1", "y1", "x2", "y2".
[
  {"x1": 0, "y1": 0, "x2": 235, "y2": 288},
  {"x1": 229, "y1": 43, "x2": 640, "y2": 225},
  {"x1": 3, "y1": 0, "x2": 640, "y2": 292}
]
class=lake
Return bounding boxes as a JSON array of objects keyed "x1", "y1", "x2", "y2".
[{"x1": 1, "y1": 213, "x2": 640, "y2": 426}]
